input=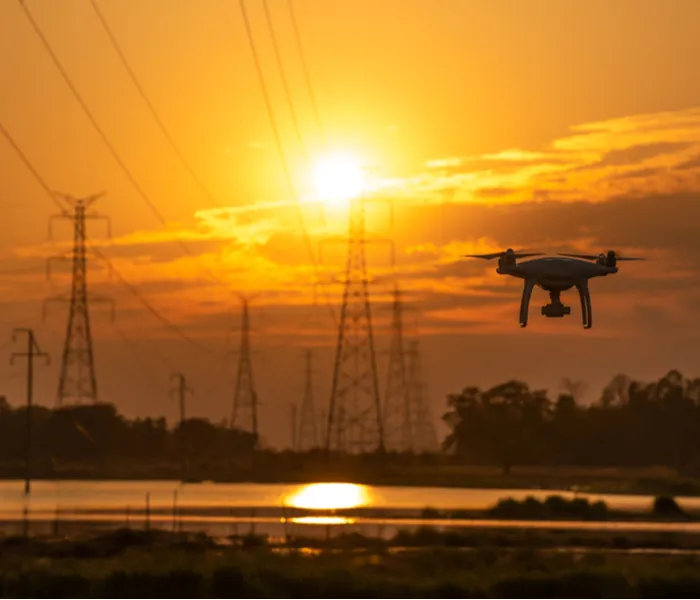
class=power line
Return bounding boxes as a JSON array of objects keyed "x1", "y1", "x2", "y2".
[
  {"x1": 89, "y1": 243, "x2": 228, "y2": 360},
  {"x1": 286, "y1": 0, "x2": 326, "y2": 146},
  {"x1": 0, "y1": 113, "x2": 226, "y2": 362},
  {"x1": 0, "y1": 121, "x2": 62, "y2": 211},
  {"x1": 237, "y1": 0, "x2": 336, "y2": 326},
  {"x1": 89, "y1": 0, "x2": 223, "y2": 210},
  {"x1": 260, "y1": 0, "x2": 332, "y2": 329},
  {"x1": 17, "y1": 0, "x2": 229, "y2": 291},
  {"x1": 261, "y1": 0, "x2": 309, "y2": 164}
]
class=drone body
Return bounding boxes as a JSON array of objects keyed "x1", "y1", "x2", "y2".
[{"x1": 464, "y1": 249, "x2": 644, "y2": 329}]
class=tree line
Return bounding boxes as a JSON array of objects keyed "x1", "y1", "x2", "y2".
[
  {"x1": 1, "y1": 368, "x2": 698, "y2": 479},
  {"x1": 0, "y1": 400, "x2": 257, "y2": 478},
  {"x1": 442, "y1": 370, "x2": 700, "y2": 474}
]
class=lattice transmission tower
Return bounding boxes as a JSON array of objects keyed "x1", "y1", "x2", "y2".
[
  {"x1": 230, "y1": 297, "x2": 259, "y2": 442},
  {"x1": 45, "y1": 193, "x2": 112, "y2": 406},
  {"x1": 383, "y1": 284, "x2": 413, "y2": 452},
  {"x1": 324, "y1": 196, "x2": 387, "y2": 453},
  {"x1": 297, "y1": 349, "x2": 319, "y2": 450},
  {"x1": 405, "y1": 339, "x2": 438, "y2": 453}
]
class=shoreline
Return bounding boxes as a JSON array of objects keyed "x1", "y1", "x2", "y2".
[{"x1": 1, "y1": 472, "x2": 699, "y2": 498}]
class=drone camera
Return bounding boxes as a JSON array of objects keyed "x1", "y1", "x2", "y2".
[{"x1": 541, "y1": 304, "x2": 571, "y2": 318}]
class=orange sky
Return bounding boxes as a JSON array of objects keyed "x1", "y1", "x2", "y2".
[{"x1": 1, "y1": 0, "x2": 700, "y2": 447}]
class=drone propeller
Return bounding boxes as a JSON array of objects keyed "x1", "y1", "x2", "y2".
[
  {"x1": 559, "y1": 250, "x2": 645, "y2": 262},
  {"x1": 463, "y1": 248, "x2": 542, "y2": 260}
]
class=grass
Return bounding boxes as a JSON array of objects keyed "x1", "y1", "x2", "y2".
[{"x1": 4, "y1": 528, "x2": 700, "y2": 597}]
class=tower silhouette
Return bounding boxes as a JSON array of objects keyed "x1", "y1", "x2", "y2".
[
  {"x1": 406, "y1": 339, "x2": 438, "y2": 453},
  {"x1": 45, "y1": 193, "x2": 112, "y2": 406},
  {"x1": 170, "y1": 372, "x2": 193, "y2": 477},
  {"x1": 297, "y1": 349, "x2": 319, "y2": 450},
  {"x1": 325, "y1": 196, "x2": 384, "y2": 453},
  {"x1": 383, "y1": 285, "x2": 412, "y2": 452},
  {"x1": 231, "y1": 298, "x2": 259, "y2": 442}
]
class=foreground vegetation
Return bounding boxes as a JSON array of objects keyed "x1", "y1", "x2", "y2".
[
  {"x1": 418, "y1": 493, "x2": 690, "y2": 521},
  {"x1": 4, "y1": 528, "x2": 700, "y2": 597}
]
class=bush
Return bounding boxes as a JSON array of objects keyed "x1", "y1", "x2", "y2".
[
  {"x1": 652, "y1": 495, "x2": 687, "y2": 519},
  {"x1": 487, "y1": 495, "x2": 608, "y2": 520}
]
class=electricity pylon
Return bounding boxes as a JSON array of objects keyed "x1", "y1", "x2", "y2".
[
  {"x1": 230, "y1": 297, "x2": 259, "y2": 442},
  {"x1": 170, "y1": 372, "x2": 193, "y2": 477},
  {"x1": 323, "y1": 195, "x2": 392, "y2": 453},
  {"x1": 406, "y1": 339, "x2": 438, "y2": 453},
  {"x1": 383, "y1": 284, "x2": 413, "y2": 452},
  {"x1": 45, "y1": 193, "x2": 113, "y2": 406},
  {"x1": 297, "y1": 349, "x2": 319, "y2": 450}
]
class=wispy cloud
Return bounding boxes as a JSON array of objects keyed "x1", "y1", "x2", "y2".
[
  {"x1": 6, "y1": 106, "x2": 700, "y2": 338},
  {"x1": 411, "y1": 106, "x2": 700, "y2": 206}
]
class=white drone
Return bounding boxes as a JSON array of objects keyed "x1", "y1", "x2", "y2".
[{"x1": 464, "y1": 248, "x2": 645, "y2": 329}]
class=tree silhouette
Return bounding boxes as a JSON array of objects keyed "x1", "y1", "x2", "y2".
[{"x1": 442, "y1": 370, "x2": 700, "y2": 473}]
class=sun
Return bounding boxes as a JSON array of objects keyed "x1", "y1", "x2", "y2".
[{"x1": 312, "y1": 153, "x2": 364, "y2": 206}]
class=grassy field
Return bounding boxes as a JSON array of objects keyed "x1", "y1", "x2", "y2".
[{"x1": 4, "y1": 528, "x2": 700, "y2": 597}]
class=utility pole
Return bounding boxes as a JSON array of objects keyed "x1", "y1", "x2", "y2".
[
  {"x1": 321, "y1": 192, "x2": 393, "y2": 454},
  {"x1": 171, "y1": 372, "x2": 192, "y2": 425},
  {"x1": 290, "y1": 403, "x2": 298, "y2": 451},
  {"x1": 45, "y1": 192, "x2": 113, "y2": 406},
  {"x1": 231, "y1": 297, "x2": 260, "y2": 444},
  {"x1": 170, "y1": 373, "x2": 192, "y2": 477},
  {"x1": 10, "y1": 329, "x2": 50, "y2": 495}
]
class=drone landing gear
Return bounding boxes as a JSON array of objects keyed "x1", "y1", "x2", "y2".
[
  {"x1": 575, "y1": 280, "x2": 592, "y2": 329},
  {"x1": 520, "y1": 281, "x2": 593, "y2": 329},
  {"x1": 519, "y1": 278, "x2": 536, "y2": 327},
  {"x1": 541, "y1": 290, "x2": 571, "y2": 319}
]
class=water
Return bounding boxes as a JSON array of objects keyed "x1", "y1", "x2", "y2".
[
  {"x1": 0, "y1": 479, "x2": 696, "y2": 513},
  {"x1": 2, "y1": 479, "x2": 700, "y2": 539}
]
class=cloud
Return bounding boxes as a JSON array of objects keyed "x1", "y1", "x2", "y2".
[
  {"x1": 6, "y1": 106, "x2": 700, "y2": 340},
  {"x1": 595, "y1": 141, "x2": 693, "y2": 167},
  {"x1": 409, "y1": 106, "x2": 700, "y2": 207}
]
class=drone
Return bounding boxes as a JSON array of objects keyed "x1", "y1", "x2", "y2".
[{"x1": 463, "y1": 248, "x2": 645, "y2": 329}]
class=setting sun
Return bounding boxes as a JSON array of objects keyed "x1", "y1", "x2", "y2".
[{"x1": 312, "y1": 154, "x2": 364, "y2": 205}]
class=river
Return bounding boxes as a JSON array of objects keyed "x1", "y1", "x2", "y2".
[
  {"x1": 1, "y1": 479, "x2": 699, "y2": 539},
  {"x1": 0, "y1": 479, "x2": 698, "y2": 513}
]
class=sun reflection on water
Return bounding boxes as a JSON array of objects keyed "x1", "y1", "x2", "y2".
[
  {"x1": 287, "y1": 516, "x2": 356, "y2": 525},
  {"x1": 285, "y1": 483, "x2": 372, "y2": 510}
]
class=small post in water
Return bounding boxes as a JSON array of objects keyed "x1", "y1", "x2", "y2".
[
  {"x1": 281, "y1": 502, "x2": 289, "y2": 544},
  {"x1": 22, "y1": 497, "x2": 29, "y2": 538},
  {"x1": 172, "y1": 488, "x2": 178, "y2": 532},
  {"x1": 53, "y1": 505, "x2": 60, "y2": 536}
]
